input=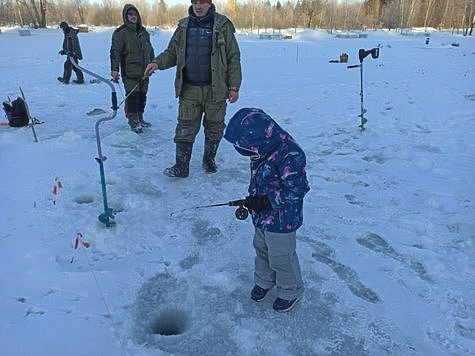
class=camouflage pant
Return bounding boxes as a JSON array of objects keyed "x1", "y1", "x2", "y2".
[
  {"x1": 174, "y1": 84, "x2": 227, "y2": 144},
  {"x1": 123, "y1": 77, "x2": 149, "y2": 122}
]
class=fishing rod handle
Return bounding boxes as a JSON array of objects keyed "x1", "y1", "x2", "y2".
[{"x1": 229, "y1": 198, "x2": 247, "y2": 206}]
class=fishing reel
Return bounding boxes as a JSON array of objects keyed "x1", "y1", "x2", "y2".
[
  {"x1": 235, "y1": 205, "x2": 249, "y2": 220},
  {"x1": 229, "y1": 199, "x2": 249, "y2": 220}
]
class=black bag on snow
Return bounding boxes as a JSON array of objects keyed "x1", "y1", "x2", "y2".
[{"x1": 2, "y1": 97, "x2": 29, "y2": 127}]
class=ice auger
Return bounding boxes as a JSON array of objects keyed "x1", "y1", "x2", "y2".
[
  {"x1": 347, "y1": 47, "x2": 380, "y2": 130},
  {"x1": 69, "y1": 56, "x2": 118, "y2": 227}
]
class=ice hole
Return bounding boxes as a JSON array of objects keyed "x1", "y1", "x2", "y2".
[
  {"x1": 149, "y1": 308, "x2": 189, "y2": 336},
  {"x1": 74, "y1": 195, "x2": 94, "y2": 204}
]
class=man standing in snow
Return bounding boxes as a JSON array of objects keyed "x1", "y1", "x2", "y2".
[
  {"x1": 110, "y1": 4, "x2": 155, "y2": 133},
  {"x1": 224, "y1": 108, "x2": 310, "y2": 313},
  {"x1": 144, "y1": 0, "x2": 241, "y2": 178},
  {"x1": 57, "y1": 21, "x2": 84, "y2": 85}
]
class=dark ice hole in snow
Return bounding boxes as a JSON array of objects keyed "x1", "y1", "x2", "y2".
[
  {"x1": 149, "y1": 308, "x2": 189, "y2": 336},
  {"x1": 74, "y1": 195, "x2": 94, "y2": 204}
]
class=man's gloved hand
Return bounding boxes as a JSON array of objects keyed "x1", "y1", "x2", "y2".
[
  {"x1": 59, "y1": 50, "x2": 66, "y2": 55},
  {"x1": 244, "y1": 196, "x2": 273, "y2": 212}
]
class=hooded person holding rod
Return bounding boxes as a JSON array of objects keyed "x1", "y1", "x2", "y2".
[{"x1": 224, "y1": 107, "x2": 310, "y2": 313}]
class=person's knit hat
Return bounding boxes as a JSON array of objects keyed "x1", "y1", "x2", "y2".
[
  {"x1": 59, "y1": 21, "x2": 68, "y2": 29},
  {"x1": 191, "y1": 0, "x2": 212, "y2": 4}
]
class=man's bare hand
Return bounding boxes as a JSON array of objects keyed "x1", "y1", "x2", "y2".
[
  {"x1": 228, "y1": 90, "x2": 239, "y2": 103},
  {"x1": 144, "y1": 63, "x2": 158, "y2": 78}
]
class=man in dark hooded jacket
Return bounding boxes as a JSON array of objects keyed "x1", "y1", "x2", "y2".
[
  {"x1": 57, "y1": 21, "x2": 84, "y2": 84},
  {"x1": 110, "y1": 4, "x2": 155, "y2": 133},
  {"x1": 144, "y1": 0, "x2": 241, "y2": 177},
  {"x1": 224, "y1": 108, "x2": 310, "y2": 313}
]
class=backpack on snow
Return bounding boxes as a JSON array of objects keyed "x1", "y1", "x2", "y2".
[{"x1": 2, "y1": 97, "x2": 29, "y2": 127}]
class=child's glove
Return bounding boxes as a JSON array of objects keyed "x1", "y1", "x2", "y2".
[{"x1": 244, "y1": 196, "x2": 273, "y2": 212}]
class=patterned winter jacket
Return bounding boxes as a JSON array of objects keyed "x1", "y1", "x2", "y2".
[
  {"x1": 151, "y1": 4, "x2": 241, "y2": 101},
  {"x1": 110, "y1": 4, "x2": 155, "y2": 80},
  {"x1": 224, "y1": 108, "x2": 310, "y2": 233}
]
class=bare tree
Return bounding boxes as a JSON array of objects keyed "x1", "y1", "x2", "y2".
[
  {"x1": 382, "y1": 0, "x2": 399, "y2": 30},
  {"x1": 29, "y1": 0, "x2": 40, "y2": 27},
  {"x1": 423, "y1": 0, "x2": 436, "y2": 29},
  {"x1": 39, "y1": 0, "x2": 45, "y2": 26},
  {"x1": 462, "y1": 0, "x2": 475, "y2": 35},
  {"x1": 248, "y1": 0, "x2": 258, "y2": 32},
  {"x1": 0, "y1": 0, "x2": 17, "y2": 25},
  {"x1": 297, "y1": 0, "x2": 322, "y2": 28},
  {"x1": 364, "y1": 0, "x2": 387, "y2": 21},
  {"x1": 10, "y1": 0, "x2": 46, "y2": 27},
  {"x1": 147, "y1": 0, "x2": 168, "y2": 27},
  {"x1": 74, "y1": 0, "x2": 86, "y2": 24},
  {"x1": 274, "y1": 0, "x2": 283, "y2": 30}
]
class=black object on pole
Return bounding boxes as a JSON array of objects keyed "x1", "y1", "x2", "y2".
[{"x1": 347, "y1": 48, "x2": 379, "y2": 130}]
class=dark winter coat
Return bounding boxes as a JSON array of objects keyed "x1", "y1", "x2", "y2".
[
  {"x1": 62, "y1": 27, "x2": 82, "y2": 60},
  {"x1": 224, "y1": 108, "x2": 310, "y2": 233},
  {"x1": 110, "y1": 4, "x2": 155, "y2": 80},
  {"x1": 183, "y1": 6, "x2": 214, "y2": 86},
  {"x1": 151, "y1": 4, "x2": 241, "y2": 101}
]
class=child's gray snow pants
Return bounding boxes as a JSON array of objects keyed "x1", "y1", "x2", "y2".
[{"x1": 253, "y1": 228, "x2": 304, "y2": 300}]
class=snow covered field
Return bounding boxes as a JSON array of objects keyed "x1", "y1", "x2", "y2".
[{"x1": 0, "y1": 26, "x2": 474, "y2": 355}]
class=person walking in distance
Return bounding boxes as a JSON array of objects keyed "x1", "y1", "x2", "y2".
[
  {"x1": 57, "y1": 21, "x2": 84, "y2": 85},
  {"x1": 144, "y1": 0, "x2": 242, "y2": 177},
  {"x1": 110, "y1": 4, "x2": 155, "y2": 133}
]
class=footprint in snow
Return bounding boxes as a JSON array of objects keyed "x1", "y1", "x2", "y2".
[
  {"x1": 311, "y1": 241, "x2": 380, "y2": 304},
  {"x1": 357, "y1": 232, "x2": 432, "y2": 282}
]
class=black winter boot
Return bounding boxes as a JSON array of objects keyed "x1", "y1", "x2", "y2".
[
  {"x1": 57, "y1": 77, "x2": 69, "y2": 84},
  {"x1": 202, "y1": 139, "x2": 219, "y2": 173},
  {"x1": 138, "y1": 113, "x2": 151, "y2": 128},
  {"x1": 75, "y1": 69, "x2": 84, "y2": 84},
  {"x1": 164, "y1": 143, "x2": 193, "y2": 178},
  {"x1": 127, "y1": 115, "x2": 142, "y2": 133}
]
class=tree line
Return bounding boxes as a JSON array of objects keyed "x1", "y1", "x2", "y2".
[{"x1": 0, "y1": 0, "x2": 473, "y2": 36}]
